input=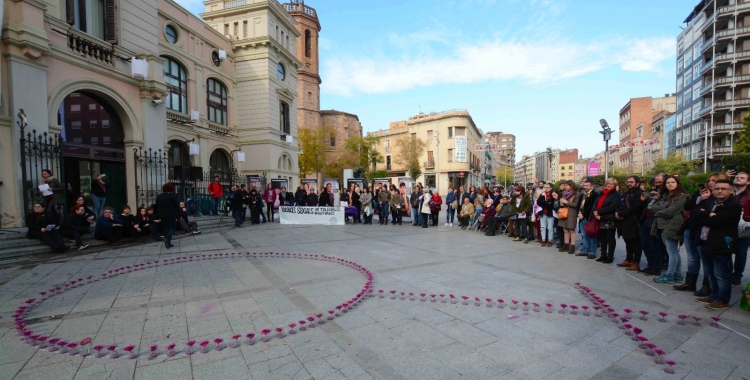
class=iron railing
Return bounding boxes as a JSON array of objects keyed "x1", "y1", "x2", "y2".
[{"x1": 18, "y1": 113, "x2": 67, "y2": 217}]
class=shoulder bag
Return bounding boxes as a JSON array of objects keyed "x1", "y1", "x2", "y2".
[
  {"x1": 583, "y1": 214, "x2": 600, "y2": 238},
  {"x1": 557, "y1": 207, "x2": 569, "y2": 220}
]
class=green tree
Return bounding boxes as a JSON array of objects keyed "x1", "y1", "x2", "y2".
[
  {"x1": 494, "y1": 166, "x2": 514, "y2": 187},
  {"x1": 648, "y1": 151, "x2": 699, "y2": 177},
  {"x1": 736, "y1": 108, "x2": 750, "y2": 153},
  {"x1": 393, "y1": 136, "x2": 428, "y2": 181},
  {"x1": 298, "y1": 126, "x2": 335, "y2": 178},
  {"x1": 344, "y1": 135, "x2": 384, "y2": 179}
]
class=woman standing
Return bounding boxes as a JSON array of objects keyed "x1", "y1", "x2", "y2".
[
  {"x1": 557, "y1": 181, "x2": 583, "y2": 254},
  {"x1": 249, "y1": 188, "x2": 262, "y2": 224},
  {"x1": 390, "y1": 190, "x2": 404, "y2": 225},
  {"x1": 360, "y1": 187, "x2": 373, "y2": 225},
  {"x1": 431, "y1": 190, "x2": 443, "y2": 226},
  {"x1": 592, "y1": 178, "x2": 621, "y2": 263},
  {"x1": 91, "y1": 174, "x2": 109, "y2": 218},
  {"x1": 536, "y1": 183, "x2": 556, "y2": 247},
  {"x1": 263, "y1": 184, "x2": 276, "y2": 222},
  {"x1": 445, "y1": 187, "x2": 457, "y2": 226},
  {"x1": 419, "y1": 188, "x2": 431, "y2": 228},
  {"x1": 510, "y1": 186, "x2": 531, "y2": 243},
  {"x1": 651, "y1": 176, "x2": 690, "y2": 284},
  {"x1": 155, "y1": 182, "x2": 180, "y2": 249},
  {"x1": 351, "y1": 185, "x2": 362, "y2": 223},
  {"x1": 40, "y1": 169, "x2": 64, "y2": 218}
]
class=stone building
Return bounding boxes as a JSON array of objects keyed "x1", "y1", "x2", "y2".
[{"x1": 0, "y1": 0, "x2": 301, "y2": 227}]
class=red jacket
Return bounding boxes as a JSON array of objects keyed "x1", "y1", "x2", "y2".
[
  {"x1": 739, "y1": 189, "x2": 750, "y2": 221},
  {"x1": 208, "y1": 182, "x2": 223, "y2": 198}
]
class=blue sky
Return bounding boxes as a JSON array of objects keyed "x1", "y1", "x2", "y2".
[{"x1": 176, "y1": 0, "x2": 691, "y2": 159}]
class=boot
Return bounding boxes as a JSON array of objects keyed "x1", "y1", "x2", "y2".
[
  {"x1": 673, "y1": 273, "x2": 698, "y2": 292},
  {"x1": 567, "y1": 245, "x2": 576, "y2": 254},
  {"x1": 694, "y1": 275, "x2": 712, "y2": 297},
  {"x1": 602, "y1": 255, "x2": 614, "y2": 264},
  {"x1": 558, "y1": 244, "x2": 568, "y2": 252}
]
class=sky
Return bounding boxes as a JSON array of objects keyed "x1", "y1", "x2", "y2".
[{"x1": 175, "y1": 0, "x2": 691, "y2": 160}]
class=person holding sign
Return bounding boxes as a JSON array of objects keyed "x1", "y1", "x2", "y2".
[{"x1": 26, "y1": 202, "x2": 68, "y2": 253}]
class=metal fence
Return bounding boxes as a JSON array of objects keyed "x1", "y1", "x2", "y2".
[{"x1": 18, "y1": 116, "x2": 66, "y2": 217}]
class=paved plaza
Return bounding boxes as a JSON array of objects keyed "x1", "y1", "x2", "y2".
[{"x1": 0, "y1": 224, "x2": 748, "y2": 380}]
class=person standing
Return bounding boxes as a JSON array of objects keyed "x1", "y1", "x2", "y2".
[
  {"x1": 616, "y1": 176, "x2": 646, "y2": 270},
  {"x1": 155, "y1": 182, "x2": 180, "y2": 249},
  {"x1": 390, "y1": 190, "x2": 404, "y2": 225},
  {"x1": 295, "y1": 185, "x2": 307, "y2": 206},
  {"x1": 207, "y1": 176, "x2": 223, "y2": 216},
  {"x1": 318, "y1": 183, "x2": 332, "y2": 207},
  {"x1": 732, "y1": 172, "x2": 749, "y2": 285},
  {"x1": 638, "y1": 174, "x2": 667, "y2": 276},
  {"x1": 650, "y1": 176, "x2": 689, "y2": 284},
  {"x1": 377, "y1": 185, "x2": 392, "y2": 225},
  {"x1": 263, "y1": 184, "x2": 276, "y2": 222},
  {"x1": 510, "y1": 186, "x2": 531, "y2": 243},
  {"x1": 694, "y1": 179, "x2": 742, "y2": 310},
  {"x1": 536, "y1": 183, "x2": 555, "y2": 247},
  {"x1": 240, "y1": 184, "x2": 249, "y2": 223},
  {"x1": 39, "y1": 169, "x2": 65, "y2": 219},
  {"x1": 351, "y1": 185, "x2": 362, "y2": 224},
  {"x1": 411, "y1": 185, "x2": 422, "y2": 226},
  {"x1": 577, "y1": 178, "x2": 599, "y2": 258},
  {"x1": 558, "y1": 180, "x2": 582, "y2": 254},
  {"x1": 306, "y1": 187, "x2": 318, "y2": 208},
  {"x1": 230, "y1": 185, "x2": 245, "y2": 228},
  {"x1": 91, "y1": 173, "x2": 109, "y2": 218},
  {"x1": 592, "y1": 178, "x2": 621, "y2": 263},
  {"x1": 360, "y1": 187, "x2": 373, "y2": 225},
  {"x1": 249, "y1": 188, "x2": 262, "y2": 224},
  {"x1": 431, "y1": 190, "x2": 443, "y2": 226},
  {"x1": 419, "y1": 187, "x2": 431, "y2": 228},
  {"x1": 445, "y1": 187, "x2": 457, "y2": 226}
]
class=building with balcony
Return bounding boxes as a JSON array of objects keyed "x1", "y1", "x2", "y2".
[
  {"x1": 367, "y1": 110, "x2": 484, "y2": 191},
  {"x1": 0, "y1": 0, "x2": 303, "y2": 227},
  {"x1": 484, "y1": 131, "x2": 516, "y2": 184},
  {"x1": 693, "y1": 0, "x2": 750, "y2": 172},
  {"x1": 513, "y1": 155, "x2": 536, "y2": 186},
  {"x1": 616, "y1": 95, "x2": 676, "y2": 173}
]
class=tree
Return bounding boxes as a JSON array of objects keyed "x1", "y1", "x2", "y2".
[
  {"x1": 393, "y1": 136, "x2": 428, "y2": 181},
  {"x1": 298, "y1": 126, "x2": 335, "y2": 178},
  {"x1": 648, "y1": 151, "x2": 699, "y2": 177},
  {"x1": 494, "y1": 166, "x2": 513, "y2": 187},
  {"x1": 736, "y1": 108, "x2": 750, "y2": 154},
  {"x1": 345, "y1": 135, "x2": 384, "y2": 180}
]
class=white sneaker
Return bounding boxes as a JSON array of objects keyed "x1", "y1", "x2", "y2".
[
  {"x1": 78, "y1": 244, "x2": 89, "y2": 250},
  {"x1": 449, "y1": 223, "x2": 453, "y2": 226},
  {"x1": 444, "y1": 223, "x2": 449, "y2": 226}
]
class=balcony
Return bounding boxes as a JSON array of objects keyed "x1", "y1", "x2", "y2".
[
  {"x1": 711, "y1": 146, "x2": 733, "y2": 155},
  {"x1": 284, "y1": 2, "x2": 317, "y2": 17},
  {"x1": 166, "y1": 110, "x2": 191, "y2": 123},
  {"x1": 712, "y1": 123, "x2": 744, "y2": 133},
  {"x1": 715, "y1": 98, "x2": 750, "y2": 111},
  {"x1": 700, "y1": 57, "x2": 714, "y2": 74},
  {"x1": 702, "y1": 34, "x2": 716, "y2": 51},
  {"x1": 424, "y1": 159, "x2": 435, "y2": 169},
  {"x1": 67, "y1": 29, "x2": 114, "y2": 65},
  {"x1": 718, "y1": 1, "x2": 750, "y2": 15},
  {"x1": 715, "y1": 50, "x2": 750, "y2": 64},
  {"x1": 225, "y1": 0, "x2": 246, "y2": 8},
  {"x1": 698, "y1": 105, "x2": 713, "y2": 117},
  {"x1": 700, "y1": 81, "x2": 714, "y2": 96},
  {"x1": 702, "y1": 13, "x2": 716, "y2": 32}
]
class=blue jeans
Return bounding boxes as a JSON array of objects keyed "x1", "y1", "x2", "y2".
[
  {"x1": 91, "y1": 195, "x2": 106, "y2": 217},
  {"x1": 683, "y1": 229, "x2": 702, "y2": 275},
  {"x1": 447, "y1": 207, "x2": 455, "y2": 224},
  {"x1": 379, "y1": 203, "x2": 389, "y2": 223},
  {"x1": 211, "y1": 197, "x2": 220, "y2": 215},
  {"x1": 702, "y1": 253, "x2": 733, "y2": 304},
  {"x1": 734, "y1": 237, "x2": 749, "y2": 280},
  {"x1": 540, "y1": 215, "x2": 554, "y2": 241},
  {"x1": 640, "y1": 219, "x2": 662, "y2": 269},
  {"x1": 515, "y1": 218, "x2": 528, "y2": 239},
  {"x1": 579, "y1": 219, "x2": 596, "y2": 254},
  {"x1": 412, "y1": 207, "x2": 420, "y2": 225},
  {"x1": 661, "y1": 233, "x2": 682, "y2": 277},
  {"x1": 232, "y1": 210, "x2": 243, "y2": 227}
]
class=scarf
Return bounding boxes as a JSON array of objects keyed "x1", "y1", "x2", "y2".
[
  {"x1": 563, "y1": 190, "x2": 573, "y2": 199},
  {"x1": 597, "y1": 188, "x2": 612, "y2": 210}
]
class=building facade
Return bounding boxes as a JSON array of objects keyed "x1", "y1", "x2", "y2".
[
  {"x1": 616, "y1": 95, "x2": 676, "y2": 173},
  {"x1": 664, "y1": 113, "x2": 678, "y2": 157},
  {"x1": 0, "y1": 0, "x2": 302, "y2": 227},
  {"x1": 694, "y1": 0, "x2": 750, "y2": 172},
  {"x1": 368, "y1": 110, "x2": 484, "y2": 191},
  {"x1": 514, "y1": 154, "x2": 536, "y2": 186},
  {"x1": 484, "y1": 131, "x2": 516, "y2": 185},
  {"x1": 557, "y1": 149, "x2": 579, "y2": 183}
]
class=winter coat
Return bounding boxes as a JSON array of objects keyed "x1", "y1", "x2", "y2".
[
  {"x1": 155, "y1": 192, "x2": 180, "y2": 220},
  {"x1": 617, "y1": 188, "x2": 645, "y2": 240},
  {"x1": 460, "y1": 203, "x2": 475, "y2": 217},
  {"x1": 559, "y1": 191, "x2": 583, "y2": 230},
  {"x1": 390, "y1": 195, "x2": 405, "y2": 212},
  {"x1": 497, "y1": 203, "x2": 511, "y2": 219},
  {"x1": 419, "y1": 193, "x2": 432, "y2": 214},
  {"x1": 91, "y1": 179, "x2": 109, "y2": 198},
  {"x1": 579, "y1": 188, "x2": 599, "y2": 219},
  {"x1": 318, "y1": 191, "x2": 332, "y2": 207},
  {"x1": 25, "y1": 212, "x2": 58, "y2": 238},
  {"x1": 591, "y1": 190, "x2": 621, "y2": 230},
  {"x1": 431, "y1": 194, "x2": 443, "y2": 212},
  {"x1": 509, "y1": 193, "x2": 531, "y2": 217},
  {"x1": 445, "y1": 192, "x2": 457, "y2": 209},
  {"x1": 263, "y1": 189, "x2": 276, "y2": 204},
  {"x1": 459, "y1": 191, "x2": 471, "y2": 207},
  {"x1": 694, "y1": 194, "x2": 742, "y2": 256},
  {"x1": 480, "y1": 206, "x2": 496, "y2": 226},
  {"x1": 230, "y1": 190, "x2": 245, "y2": 211},
  {"x1": 536, "y1": 192, "x2": 555, "y2": 217},
  {"x1": 351, "y1": 191, "x2": 361, "y2": 209},
  {"x1": 295, "y1": 189, "x2": 307, "y2": 206},
  {"x1": 650, "y1": 193, "x2": 689, "y2": 240},
  {"x1": 360, "y1": 193, "x2": 372, "y2": 215},
  {"x1": 94, "y1": 215, "x2": 124, "y2": 236},
  {"x1": 684, "y1": 192, "x2": 714, "y2": 240},
  {"x1": 207, "y1": 181, "x2": 223, "y2": 198},
  {"x1": 61, "y1": 212, "x2": 89, "y2": 235},
  {"x1": 41, "y1": 176, "x2": 65, "y2": 204},
  {"x1": 473, "y1": 194, "x2": 484, "y2": 210},
  {"x1": 410, "y1": 190, "x2": 421, "y2": 208},
  {"x1": 377, "y1": 189, "x2": 392, "y2": 204},
  {"x1": 307, "y1": 193, "x2": 318, "y2": 207}
]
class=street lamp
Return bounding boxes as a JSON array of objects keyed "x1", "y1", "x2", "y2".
[
  {"x1": 599, "y1": 119, "x2": 611, "y2": 181},
  {"x1": 546, "y1": 147, "x2": 553, "y2": 183}
]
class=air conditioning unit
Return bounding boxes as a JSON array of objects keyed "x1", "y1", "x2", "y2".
[
  {"x1": 218, "y1": 49, "x2": 227, "y2": 61},
  {"x1": 131, "y1": 58, "x2": 148, "y2": 80},
  {"x1": 285, "y1": 134, "x2": 293, "y2": 143},
  {"x1": 190, "y1": 110, "x2": 200, "y2": 121}
]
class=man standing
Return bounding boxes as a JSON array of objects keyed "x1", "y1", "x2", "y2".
[
  {"x1": 615, "y1": 176, "x2": 646, "y2": 270},
  {"x1": 240, "y1": 184, "x2": 249, "y2": 223},
  {"x1": 577, "y1": 177, "x2": 599, "y2": 259},
  {"x1": 207, "y1": 176, "x2": 223, "y2": 216},
  {"x1": 295, "y1": 185, "x2": 307, "y2": 206},
  {"x1": 533, "y1": 181, "x2": 546, "y2": 242},
  {"x1": 638, "y1": 174, "x2": 666, "y2": 275},
  {"x1": 377, "y1": 185, "x2": 392, "y2": 225},
  {"x1": 732, "y1": 172, "x2": 749, "y2": 285},
  {"x1": 410, "y1": 184, "x2": 422, "y2": 226},
  {"x1": 694, "y1": 179, "x2": 742, "y2": 310},
  {"x1": 318, "y1": 183, "x2": 332, "y2": 207}
]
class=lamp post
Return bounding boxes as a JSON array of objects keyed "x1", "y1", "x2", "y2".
[
  {"x1": 546, "y1": 147, "x2": 553, "y2": 183},
  {"x1": 599, "y1": 119, "x2": 611, "y2": 181}
]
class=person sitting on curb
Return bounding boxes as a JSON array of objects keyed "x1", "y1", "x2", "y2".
[
  {"x1": 146, "y1": 206, "x2": 162, "y2": 240},
  {"x1": 95, "y1": 207, "x2": 123, "y2": 246},
  {"x1": 178, "y1": 201, "x2": 201, "y2": 235},
  {"x1": 458, "y1": 197, "x2": 475, "y2": 229},
  {"x1": 26, "y1": 201, "x2": 68, "y2": 253},
  {"x1": 61, "y1": 205, "x2": 90, "y2": 250},
  {"x1": 120, "y1": 205, "x2": 142, "y2": 242}
]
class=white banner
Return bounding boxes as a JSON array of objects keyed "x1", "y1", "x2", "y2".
[
  {"x1": 279, "y1": 206, "x2": 345, "y2": 225},
  {"x1": 455, "y1": 136, "x2": 467, "y2": 162}
]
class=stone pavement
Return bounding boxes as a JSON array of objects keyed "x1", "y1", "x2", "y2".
[{"x1": 0, "y1": 223, "x2": 748, "y2": 380}]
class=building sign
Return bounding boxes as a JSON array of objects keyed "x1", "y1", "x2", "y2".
[
  {"x1": 279, "y1": 207, "x2": 344, "y2": 225},
  {"x1": 454, "y1": 136, "x2": 467, "y2": 162},
  {"x1": 271, "y1": 178, "x2": 288, "y2": 190},
  {"x1": 588, "y1": 163, "x2": 600, "y2": 176}
]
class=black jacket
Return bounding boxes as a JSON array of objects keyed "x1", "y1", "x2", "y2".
[
  {"x1": 351, "y1": 191, "x2": 361, "y2": 208},
  {"x1": 279, "y1": 191, "x2": 290, "y2": 206},
  {"x1": 61, "y1": 212, "x2": 89, "y2": 235},
  {"x1": 694, "y1": 195, "x2": 742, "y2": 256},
  {"x1": 685, "y1": 192, "x2": 714, "y2": 239},
  {"x1": 230, "y1": 190, "x2": 245, "y2": 211},
  {"x1": 616, "y1": 188, "x2": 645, "y2": 239},
  {"x1": 25, "y1": 212, "x2": 58, "y2": 238},
  {"x1": 91, "y1": 181, "x2": 109, "y2": 197},
  {"x1": 155, "y1": 193, "x2": 180, "y2": 220},
  {"x1": 592, "y1": 190, "x2": 621, "y2": 221},
  {"x1": 459, "y1": 191, "x2": 471, "y2": 207},
  {"x1": 580, "y1": 188, "x2": 599, "y2": 219},
  {"x1": 535, "y1": 192, "x2": 555, "y2": 217},
  {"x1": 295, "y1": 189, "x2": 307, "y2": 206},
  {"x1": 318, "y1": 191, "x2": 332, "y2": 207},
  {"x1": 410, "y1": 190, "x2": 421, "y2": 208},
  {"x1": 307, "y1": 193, "x2": 318, "y2": 206}
]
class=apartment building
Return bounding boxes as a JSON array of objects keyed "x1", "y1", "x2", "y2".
[
  {"x1": 616, "y1": 95, "x2": 676, "y2": 172},
  {"x1": 694, "y1": 0, "x2": 750, "y2": 172},
  {"x1": 514, "y1": 155, "x2": 537, "y2": 186},
  {"x1": 368, "y1": 110, "x2": 484, "y2": 191},
  {"x1": 557, "y1": 149, "x2": 579, "y2": 183}
]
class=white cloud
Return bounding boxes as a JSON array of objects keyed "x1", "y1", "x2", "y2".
[{"x1": 322, "y1": 37, "x2": 671, "y2": 97}]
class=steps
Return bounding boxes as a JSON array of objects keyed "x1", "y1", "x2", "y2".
[{"x1": 0, "y1": 215, "x2": 236, "y2": 264}]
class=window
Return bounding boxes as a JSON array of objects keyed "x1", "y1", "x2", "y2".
[
  {"x1": 88, "y1": 103, "x2": 97, "y2": 111},
  {"x1": 210, "y1": 150, "x2": 231, "y2": 178},
  {"x1": 91, "y1": 137, "x2": 99, "y2": 145},
  {"x1": 66, "y1": 0, "x2": 113, "y2": 41},
  {"x1": 243, "y1": 21, "x2": 248, "y2": 38},
  {"x1": 427, "y1": 130, "x2": 433, "y2": 140},
  {"x1": 684, "y1": 70, "x2": 692, "y2": 86},
  {"x1": 678, "y1": 58, "x2": 683, "y2": 72},
  {"x1": 693, "y1": 86, "x2": 700, "y2": 101},
  {"x1": 280, "y1": 101, "x2": 290, "y2": 134},
  {"x1": 211, "y1": 51, "x2": 221, "y2": 67},
  {"x1": 277, "y1": 63, "x2": 286, "y2": 80},
  {"x1": 676, "y1": 129, "x2": 682, "y2": 144},
  {"x1": 694, "y1": 40, "x2": 702, "y2": 60},
  {"x1": 677, "y1": 114, "x2": 683, "y2": 127},
  {"x1": 685, "y1": 54, "x2": 692, "y2": 66},
  {"x1": 448, "y1": 149, "x2": 453, "y2": 161},
  {"x1": 677, "y1": 94, "x2": 682, "y2": 106},
  {"x1": 677, "y1": 76, "x2": 683, "y2": 91},
  {"x1": 90, "y1": 121, "x2": 97, "y2": 128},
  {"x1": 448, "y1": 127, "x2": 453, "y2": 138},
  {"x1": 694, "y1": 69, "x2": 700, "y2": 81},
  {"x1": 455, "y1": 127, "x2": 466, "y2": 136},
  {"x1": 162, "y1": 56, "x2": 187, "y2": 113},
  {"x1": 234, "y1": 22, "x2": 238, "y2": 37},
  {"x1": 207, "y1": 78, "x2": 228, "y2": 125},
  {"x1": 684, "y1": 91, "x2": 692, "y2": 105},
  {"x1": 678, "y1": 42, "x2": 684, "y2": 54},
  {"x1": 165, "y1": 24, "x2": 178, "y2": 44},
  {"x1": 71, "y1": 104, "x2": 81, "y2": 113},
  {"x1": 684, "y1": 109, "x2": 692, "y2": 123},
  {"x1": 331, "y1": 137, "x2": 335, "y2": 147},
  {"x1": 692, "y1": 123, "x2": 700, "y2": 140},
  {"x1": 225, "y1": 24, "x2": 229, "y2": 35},
  {"x1": 102, "y1": 120, "x2": 110, "y2": 128},
  {"x1": 386, "y1": 155, "x2": 391, "y2": 170},
  {"x1": 307, "y1": 91, "x2": 313, "y2": 103},
  {"x1": 305, "y1": 29, "x2": 311, "y2": 58},
  {"x1": 71, "y1": 121, "x2": 82, "y2": 129},
  {"x1": 693, "y1": 104, "x2": 701, "y2": 118},
  {"x1": 103, "y1": 136, "x2": 111, "y2": 145}
]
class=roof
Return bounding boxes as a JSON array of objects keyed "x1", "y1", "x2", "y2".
[
  {"x1": 320, "y1": 109, "x2": 360, "y2": 120},
  {"x1": 683, "y1": 0, "x2": 706, "y2": 24}
]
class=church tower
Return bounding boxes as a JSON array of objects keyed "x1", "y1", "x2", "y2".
[{"x1": 284, "y1": 0, "x2": 322, "y2": 130}]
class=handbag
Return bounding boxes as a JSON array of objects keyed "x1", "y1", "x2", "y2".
[
  {"x1": 583, "y1": 216, "x2": 600, "y2": 238},
  {"x1": 739, "y1": 211, "x2": 750, "y2": 238},
  {"x1": 557, "y1": 207, "x2": 569, "y2": 220},
  {"x1": 451, "y1": 200, "x2": 458, "y2": 209}
]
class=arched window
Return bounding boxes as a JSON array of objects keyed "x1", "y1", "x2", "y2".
[
  {"x1": 280, "y1": 101, "x2": 290, "y2": 134},
  {"x1": 305, "y1": 29, "x2": 311, "y2": 58},
  {"x1": 162, "y1": 56, "x2": 187, "y2": 113},
  {"x1": 210, "y1": 149, "x2": 231, "y2": 180},
  {"x1": 168, "y1": 140, "x2": 191, "y2": 168},
  {"x1": 207, "y1": 78, "x2": 228, "y2": 125}
]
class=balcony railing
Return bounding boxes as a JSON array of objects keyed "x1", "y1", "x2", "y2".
[
  {"x1": 711, "y1": 146, "x2": 733, "y2": 155},
  {"x1": 225, "y1": 0, "x2": 247, "y2": 9},
  {"x1": 284, "y1": 2, "x2": 316, "y2": 17},
  {"x1": 67, "y1": 29, "x2": 114, "y2": 65},
  {"x1": 424, "y1": 159, "x2": 435, "y2": 169},
  {"x1": 715, "y1": 98, "x2": 750, "y2": 108},
  {"x1": 700, "y1": 58, "x2": 714, "y2": 74},
  {"x1": 717, "y1": 26, "x2": 750, "y2": 39},
  {"x1": 698, "y1": 105, "x2": 712, "y2": 117},
  {"x1": 715, "y1": 50, "x2": 750, "y2": 63},
  {"x1": 713, "y1": 123, "x2": 744, "y2": 133},
  {"x1": 166, "y1": 110, "x2": 191, "y2": 123},
  {"x1": 702, "y1": 34, "x2": 716, "y2": 50},
  {"x1": 700, "y1": 82, "x2": 713, "y2": 96},
  {"x1": 207, "y1": 120, "x2": 230, "y2": 135},
  {"x1": 701, "y1": 13, "x2": 715, "y2": 32},
  {"x1": 718, "y1": 1, "x2": 750, "y2": 15}
]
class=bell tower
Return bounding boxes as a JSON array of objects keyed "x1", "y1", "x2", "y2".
[{"x1": 284, "y1": 0, "x2": 321, "y2": 130}]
